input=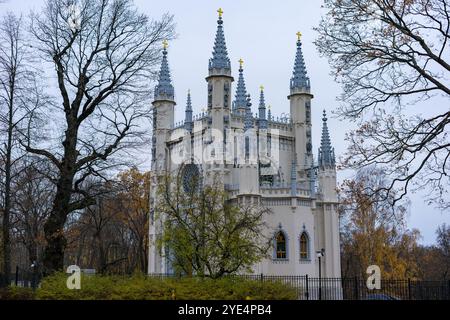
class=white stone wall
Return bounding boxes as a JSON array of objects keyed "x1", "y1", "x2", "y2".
[
  {"x1": 255, "y1": 203, "x2": 317, "y2": 276},
  {"x1": 149, "y1": 75, "x2": 341, "y2": 278}
]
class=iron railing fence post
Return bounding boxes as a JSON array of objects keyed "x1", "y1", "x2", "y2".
[
  {"x1": 447, "y1": 280, "x2": 450, "y2": 300},
  {"x1": 305, "y1": 274, "x2": 309, "y2": 300},
  {"x1": 408, "y1": 278, "x2": 412, "y2": 300},
  {"x1": 15, "y1": 265, "x2": 19, "y2": 286}
]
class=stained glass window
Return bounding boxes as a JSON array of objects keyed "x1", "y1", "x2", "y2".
[
  {"x1": 300, "y1": 233, "x2": 309, "y2": 260},
  {"x1": 276, "y1": 232, "x2": 287, "y2": 259},
  {"x1": 182, "y1": 164, "x2": 200, "y2": 193}
]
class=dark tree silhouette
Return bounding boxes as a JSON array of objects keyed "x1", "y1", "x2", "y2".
[
  {"x1": 0, "y1": 12, "x2": 45, "y2": 286},
  {"x1": 26, "y1": 0, "x2": 174, "y2": 272},
  {"x1": 315, "y1": 0, "x2": 450, "y2": 209}
]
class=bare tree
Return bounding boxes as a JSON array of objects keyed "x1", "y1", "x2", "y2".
[
  {"x1": 315, "y1": 0, "x2": 450, "y2": 208},
  {"x1": 75, "y1": 183, "x2": 127, "y2": 274},
  {"x1": 11, "y1": 157, "x2": 53, "y2": 277},
  {"x1": 114, "y1": 168, "x2": 150, "y2": 273},
  {"x1": 0, "y1": 12, "x2": 41, "y2": 286},
  {"x1": 413, "y1": 223, "x2": 450, "y2": 280},
  {"x1": 63, "y1": 175, "x2": 145, "y2": 274},
  {"x1": 26, "y1": 0, "x2": 174, "y2": 272}
]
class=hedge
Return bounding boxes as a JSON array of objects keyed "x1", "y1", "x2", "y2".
[
  {"x1": 0, "y1": 287, "x2": 35, "y2": 300},
  {"x1": 34, "y1": 273, "x2": 297, "y2": 300}
]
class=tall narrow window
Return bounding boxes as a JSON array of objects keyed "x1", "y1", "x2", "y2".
[
  {"x1": 275, "y1": 232, "x2": 287, "y2": 259},
  {"x1": 300, "y1": 233, "x2": 309, "y2": 260}
]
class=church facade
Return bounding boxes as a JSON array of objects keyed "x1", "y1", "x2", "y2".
[{"x1": 148, "y1": 9, "x2": 341, "y2": 278}]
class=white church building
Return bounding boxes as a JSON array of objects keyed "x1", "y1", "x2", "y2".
[{"x1": 148, "y1": 9, "x2": 341, "y2": 278}]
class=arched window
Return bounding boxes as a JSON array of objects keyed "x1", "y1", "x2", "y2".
[
  {"x1": 275, "y1": 231, "x2": 287, "y2": 259},
  {"x1": 300, "y1": 232, "x2": 309, "y2": 260}
]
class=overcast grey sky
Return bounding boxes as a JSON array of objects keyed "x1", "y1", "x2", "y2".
[{"x1": 2, "y1": 0, "x2": 448, "y2": 244}]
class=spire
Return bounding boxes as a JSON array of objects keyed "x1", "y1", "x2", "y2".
[
  {"x1": 209, "y1": 8, "x2": 231, "y2": 73},
  {"x1": 234, "y1": 59, "x2": 248, "y2": 113},
  {"x1": 244, "y1": 94, "x2": 254, "y2": 160},
  {"x1": 290, "y1": 32, "x2": 310, "y2": 92},
  {"x1": 154, "y1": 41, "x2": 174, "y2": 101},
  {"x1": 318, "y1": 110, "x2": 335, "y2": 168},
  {"x1": 258, "y1": 85, "x2": 267, "y2": 129},
  {"x1": 184, "y1": 90, "x2": 193, "y2": 132},
  {"x1": 267, "y1": 105, "x2": 272, "y2": 121},
  {"x1": 244, "y1": 94, "x2": 253, "y2": 132}
]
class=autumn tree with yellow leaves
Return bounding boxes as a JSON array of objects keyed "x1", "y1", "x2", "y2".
[
  {"x1": 339, "y1": 167, "x2": 421, "y2": 279},
  {"x1": 64, "y1": 168, "x2": 150, "y2": 274},
  {"x1": 115, "y1": 168, "x2": 150, "y2": 273}
]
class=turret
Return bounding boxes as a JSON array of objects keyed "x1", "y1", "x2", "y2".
[
  {"x1": 318, "y1": 110, "x2": 337, "y2": 201},
  {"x1": 206, "y1": 8, "x2": 233, "y2": 141},
  {"x1": 317, "y1": 110, "x2": 340, "y2": 278},
  {"x1": 288, "y1": 32, "x2": 314, "y2": 180},
  {"x1": 258, "y1": 86, "x2": 267, "y2": 130},
  {"x1": 149, "y1": 40, "x2": 176, "y2": 274},
  {"x1": 233, "y1": 59, "x2": 248, "y2": 115},
  {"x1": 318, "y1": 110, "x2": 335, "y2": 169},
  {"x1": 239, "y1": 94, "x2": 259, "y2": 195},
  {"x1": 184, "y1": 90, "x2": 193, "y2": 133},
  {"x1": 152, "y1": 41, "x2": 176, "y2": 172}
]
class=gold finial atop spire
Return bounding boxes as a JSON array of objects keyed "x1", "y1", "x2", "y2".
[
  {"x1": 163, "y1": 40, "x2": 169, "y2": 49},
  {"x1": 296, "y1": 31, "x2": 302, "y2": 41},
  {"x1": 268, "y1": 105, "x2": 271, "y2": 110},
  {"x1": 239, "y1": 58, "x2": 244, "y2": 68},
  {"x1": 217, "y1": 8, "x2": 223, "y2": 18},
  {"x1": 188, "y1": 89, "x2": 191, "y2": 94},
  {"x1": 260, "y1": 85, "x2": 264, "y2": 91}
]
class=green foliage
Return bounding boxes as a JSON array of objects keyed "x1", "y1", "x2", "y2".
[
  {"x1": 35, "y1": 274, "x2": 297, "y2": 300},
  {"x1": 156, "y1": 172, "x2": 272, "y2": 278},
  {"x1": 0, "y1": 287, "x2": 35, "y2": 300}
]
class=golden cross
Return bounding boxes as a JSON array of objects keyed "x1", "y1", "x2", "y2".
[
  {"x1": 163, "y1": 40, "x2": 169, "y2": 49},
  {"x1": 296, "y1": 32, "x2": 302, "y2": 41},
  {"x1": 239, "y1": 58, "x2": 244, "y2": 68},
  {"x1": 260, "y1": 85, "x2": 264, "y2": 91},
  {"x1": 218, "y1": 8, "x2": 223, "y2": 18}
]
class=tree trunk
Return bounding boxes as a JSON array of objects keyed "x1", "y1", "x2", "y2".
[
  {"x1": 2, "y1": 136, "x2": 12, "y2": 287},
  {"x1": 42, "y1": 174, "x2": 73, "y2": 273},
  {"x1": 138, "y1": 240, "x2": 146, "y2": 274},
  {"x1": 95, "y1": 232, "x2": 107, "y2": 274},
  {"x1": 42, "y1": 124, "x2": 78, "y2": 273},
  {"x1": 2, "y1": 73, "x2": 15, "y2": 287}
]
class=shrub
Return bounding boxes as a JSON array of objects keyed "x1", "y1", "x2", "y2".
[
  {"x1": 0, "y1": 287, "x2": 35, "y2": 300},
  {"x1": 35, "y1": 274, "x2": 298, "y2": 300}
]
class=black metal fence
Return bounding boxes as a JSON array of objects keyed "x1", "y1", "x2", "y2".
[
  {"x1": 149, "y1": 273, "x2": 450, "y2": 300},
  {"x1": 0, "y1": 267, "x2": 42, "y2": 289},
  {"x1": 2, "y1": 270, "x2": 449, "y2": 300}
]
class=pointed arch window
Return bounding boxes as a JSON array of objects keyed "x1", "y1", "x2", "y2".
[
  {"x1": 299, "y1": 232, "x2": 309, "y2": 260},
  {"x1": 275, "y1": 231, "x2": 287, "y2": 259}
]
